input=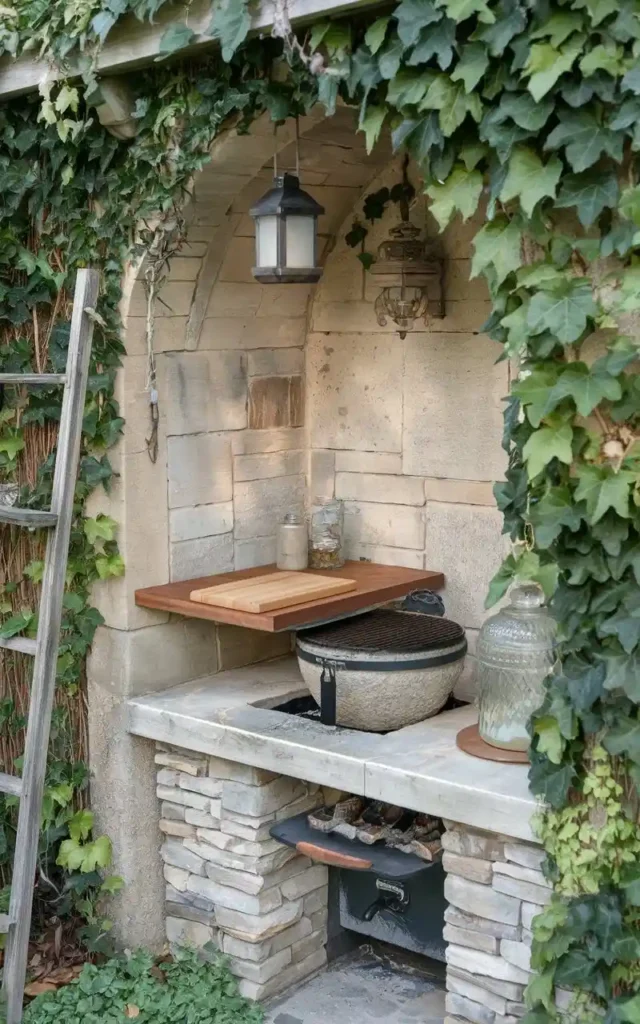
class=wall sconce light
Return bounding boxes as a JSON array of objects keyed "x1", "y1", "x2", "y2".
[
  {"x1": 251, "y1": 121, "x2": 325, "y2": 285},
  {"x1": 370, "y1": 164, "x2": 445, "y2": 338}
]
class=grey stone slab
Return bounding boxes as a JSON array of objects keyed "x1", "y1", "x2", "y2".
[
  {"x1": 264, "y1": 946, "x2": 445, "y2": 1023},
  {"x1": 129, "y1": 665, "x2": 538, "y2": 842},
  {"x1": 445, "y1": 876, "x2": 521, "y2": 926}
]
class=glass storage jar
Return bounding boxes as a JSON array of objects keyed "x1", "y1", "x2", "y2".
[
  {"x1": 309, "y1": 497, "x2": 345, "y2": 569},
  {"x1": 476, "y1": 585, "x2": 557, "y2": 752},
  {"x1": 277, "y1": 511, "x2": 308, "y2": 571}
]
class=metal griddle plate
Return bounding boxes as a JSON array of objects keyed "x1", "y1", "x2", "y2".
[{"x1": 270, "y1": 810, "x2": 436, "y2": 879}]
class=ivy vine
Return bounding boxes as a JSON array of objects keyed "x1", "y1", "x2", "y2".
[{"x1": 3, "y1": 0, "x2": 640, "y2": 1016}]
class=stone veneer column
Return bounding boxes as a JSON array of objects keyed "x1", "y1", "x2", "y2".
[
  {"x1": 156, "y1": 743, "x2": 329, "y2": 1000},
  {"x1": 441, "y1": 821, "x2": 573, "y2": 1024}
]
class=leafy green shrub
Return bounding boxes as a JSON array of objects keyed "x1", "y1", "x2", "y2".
[{"x1": 23, "y1": 947, "x2": 263, "y2": 1024}]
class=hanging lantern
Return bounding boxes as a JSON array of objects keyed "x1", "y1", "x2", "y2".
[
  {"x1": 370, "y1": 219, "x2": 444, "y2": 339},
  {"x1": 250, "y1": 172, "x2": 325, "y2": 285}
]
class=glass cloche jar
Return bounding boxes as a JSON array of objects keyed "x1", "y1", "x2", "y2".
[{"x1": 476, "y1": 585, "x2": 557, "y2": 752}]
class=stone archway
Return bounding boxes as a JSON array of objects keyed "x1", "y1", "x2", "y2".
[{"x1": 86, "y1": 103, "x2": 392, "y2": 948}]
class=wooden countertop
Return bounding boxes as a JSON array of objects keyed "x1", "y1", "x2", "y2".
[{"x1": 135, "y1": 562, "x2": 445, "y2": 632}]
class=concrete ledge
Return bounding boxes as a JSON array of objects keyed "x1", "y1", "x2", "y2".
[{"x1": 127, "y1": 657, "x2": 538, "y2": 842}]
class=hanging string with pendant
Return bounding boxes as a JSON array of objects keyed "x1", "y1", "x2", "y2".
[{"x1": 144, "y1": 258, "x2": 159, "y2": 464}]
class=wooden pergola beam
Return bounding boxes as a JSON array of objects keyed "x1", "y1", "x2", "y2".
[{"x1": 0, "y1": 0, "x2": 381, "y2": 100}]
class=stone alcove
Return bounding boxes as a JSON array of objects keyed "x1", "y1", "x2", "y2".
[{"x1": 86, "y1": 102, "x2": 508, "y2": 947}]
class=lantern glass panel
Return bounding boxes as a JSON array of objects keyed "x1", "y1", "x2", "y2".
[
  {"x1": 256, "y1": 215, "x2": 278, "y2": 268},
  {"x1": 285, "y1": 215, "x2": 315, "y2": 268}
]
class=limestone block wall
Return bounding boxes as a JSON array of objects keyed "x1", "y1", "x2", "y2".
[
  {"x1": 117, "y1": 106, "x2": 391, "y2": 589},
  {"x1": 155, "y1": 743, "x2": 329, "y2": 1001},
  {"x1": 441, "y1": 822, "x2": 570, "y2": 1024},
  {"x1": 306, "y1": 175, "x2": 509, "y2": 699}
]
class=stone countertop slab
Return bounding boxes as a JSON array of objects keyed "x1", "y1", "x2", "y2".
[{"x1": 127, "y1": 657, "x2": 538, "y2": 841}]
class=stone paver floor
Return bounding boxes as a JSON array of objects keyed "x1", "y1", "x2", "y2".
[{"x1": 264, "y1": 944, "x2": 446, "y2": 1024}]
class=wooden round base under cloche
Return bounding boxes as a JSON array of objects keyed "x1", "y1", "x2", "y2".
[{"x1": 456, "y1": 724, "x2": 529, "y2": 764}]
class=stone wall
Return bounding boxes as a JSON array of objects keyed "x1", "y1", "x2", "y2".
[
  {"x1": 156, "y1": 743, "x2": 330, "y2": 1001},
  {"x1": 441, "y1": 821, "x2": 569, "y2": 1024},
  {"x1": 307, "y1": 179, "x2": 509, "y2": 700}
]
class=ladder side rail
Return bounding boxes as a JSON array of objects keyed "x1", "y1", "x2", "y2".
[{"x1": 3, "y1": 269, "x2": 100, "y2": 1024}]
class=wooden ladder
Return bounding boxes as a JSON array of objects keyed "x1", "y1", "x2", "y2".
[{"x1": 0, "y1": 269, "x2": 100, "y2": 1024}]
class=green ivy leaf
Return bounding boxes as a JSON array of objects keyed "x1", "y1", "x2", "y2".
[
  {"x1": 498, "y1": 91, "x2": 554, "y2": 131},
  {"x1": 157, "y1": 23, "x2": 196, "y2": 59},
  {"x1": 95, "y1": 554, "x2": 125, "y2": 580},
  {"x1": 422, "y1": 76, "x2": 482, "y2": 135},
  {"x1": 451, "y1": 43, "x2": 489, "y2": 92},
  {"x1": 529, "y1": 757, "x2": 575, "y2": 808},
  {"x1": 534, "y1": 716, "x2": 564, "y2": 763},
  {"x1": 528, "y1": 486, "x2": 583, "y2": 548},
  {"x1": 426, "y1": 164, "x2": 483, "y2": 229},
  {"x1": 622, "y1": 62, "x2": 640, "y2": 94},
  {"x1": 391, "y1": 113, "x2": 443, "y2": 164},
  {"x1": 84, "y1": 515, "x2": 118, "y2": 546},
  {"x1": 394, "y1": 0, "x2": 442, "y2": 46},
  {"x1": 309, "y1": 20, "x2": 331, "y2": 52},
  {"x1": 0, "y1": 433, "x2": 25, "y2": 459},
  {"x1": 544, "y1": 361, "x2": 622, "y2": 417},
  {"x1": 360, "y1": 105, "x2": 387, "y2": 153},
  {"x1": 572, "y1": 0, "x2": 618, "y2": 26},
  {"x1": 574, "y1": 466, "x2": 635, "y2": 524},
  {"x1": 208, "y1": 0, "x2": 251, "y2": 62},
  {"x1": 530, "y1": 11, "x2": 584, "y2": 48},
  {"x1": 471, "y1": 217, "x2": 523, "y2": 284},
  {"x1": 603, "y1": 715, "x2": 640, "y2": 764},
  {"x1": 0, "y1": 610, "x2": 35, "y2": 639},
  {"x1": 69, "y1": 809, "x2": 94, "y2": 842},
  {"x1": 526, "y1": 969, "x2": 555, "y2": 1011},
  {"x1": 513, "y1": 368, "x2": 561, "y2": 427},
  {"x1": 377, "y1": 37, "x2": 405, "y2": 80},
  {"x1": 602, "y1": 650, "x2": 640, "y2": 700},
  {"x1": 436, "y1": 0, "x2": 494, "y2": 21},
  {"x1": 408, "y1": 17, "x2": 456, "y2": 70},
  {"x1": 524, "y1": 39, "x2": 583, "y2": 101},
  {"x1": 364, "y1": 16, "x2": 390, "y2": 54},
  {"x1": 485, "y1": 556, "x2": 517, "y2": 607},
  {"x1": 499, "y1": 147, "x2": 562, "y2": 216},
  {"x1": 580, "y1": 42, "x2": 624, "y2": 76},
  {"x1": 555, "y1": 169, "x2": 619, "y2": 227},
  {"x1": 387, "y1": 69, "x2": 432, "y2": 108},
  {"x1": 527, "y1": 279, "x2": 596, "y2": 344},
  {"x1": 522, "y1": 421, "x2": 574, "y2": 479},
  {"x1": 544, "y1": 108, "x2": 624, "y2": 171},
  {"x1": 600, "y1": 605, "x2": 640, "y2": 654}
]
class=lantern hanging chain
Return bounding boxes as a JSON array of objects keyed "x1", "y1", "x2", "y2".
[
  {"x1": 273, "y1": 121, "x2": 278, "y2": 180},
  {"x1": 295, "y1": 115, "x2": 300, "y2": 179}
]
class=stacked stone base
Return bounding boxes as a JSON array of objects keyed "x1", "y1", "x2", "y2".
[
  {"x1": 156, "y1": 743, "x2": 331, "y2": 1001},
  {"x1": 441, "y1": 821, "x2": 571, "y2": 1024}
]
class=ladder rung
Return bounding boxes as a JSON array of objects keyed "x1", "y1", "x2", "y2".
[
  {"x1": 0, "y1": 374, "x2": 66, "y2": 385},
  {"x1": 0, "y1": 914, "x2": 14, "y2": 933},
  {"x1": 0, "y1": 508, "x2": 58, "y2": 528},
  {"x1": 0, "y1": 637, "x2": 36, "y2": 655},
  {"x1": 0, "y1": 772, "x2": 22, "y2": 798}
]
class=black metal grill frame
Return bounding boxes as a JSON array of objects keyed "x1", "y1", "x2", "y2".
[{"x1": 297, "y1": 608, "x2": 465, "y2": 654}]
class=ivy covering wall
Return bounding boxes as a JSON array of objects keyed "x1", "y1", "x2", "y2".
[{"x1": 2, "y1": 0, "x2": 640, "y2": 1018}]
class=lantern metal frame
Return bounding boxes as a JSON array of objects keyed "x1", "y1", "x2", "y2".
[
  {"x1": 250, "y1": 170, "x2": 325, "y2": 285},
  {"x1": 369, "y1": 161, "x2": 445, "y2": 338}
]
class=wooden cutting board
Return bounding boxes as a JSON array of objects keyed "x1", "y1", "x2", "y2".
[{"x1": 190, "y1": 571, "x2": 357, "y2": 613}]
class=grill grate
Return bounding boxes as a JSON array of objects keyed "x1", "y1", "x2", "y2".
[{"x1": 297, "y1": 609, "x2": 464, "y2": 654}]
